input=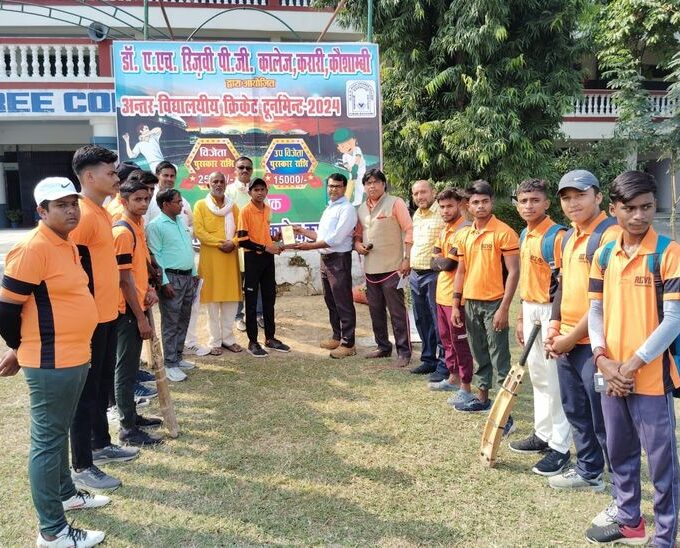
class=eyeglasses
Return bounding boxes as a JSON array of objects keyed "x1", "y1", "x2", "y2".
[{"x1": 237, "y1": 166, "x2": 253, "y2": 171}]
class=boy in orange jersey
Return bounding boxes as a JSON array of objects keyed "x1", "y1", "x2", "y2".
[
  {"x1": 585, "y1": 171, "x2": 680, "y2": 546},
  {"x1": 509, "y1": 179, "x2": 573, "y2": 476},
  {"x1": 113, "y1": 179, "x2": 163, "y2": 447},
  {"x1": 451, "y1": 180, "x2": 520, "y2": 428},
  {"x1": 544, "y1": 170, "x2": 621, "y2": 522},
  {"x1": 428, "y1": 188, "x2": 474, "y2": 405},
  {"x1": 0, "y1": 178, "x2": 108, "y2": 547},
  {"x1": 69, "y1": 145, "x2": 137, "y2": 492}
]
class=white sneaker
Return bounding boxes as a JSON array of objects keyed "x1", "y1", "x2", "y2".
[
  {"x1": 591, "y1": 498, "x2": 618, "y2": 527},
  {"x1": 165, "y1": 367, "x2": 187, "y2": 382},
  {"x1": 184, "y1": 344, "x2": 210, "y2": 357},
  {"x1": 36, "y1": 524, "x2": 105, "y2": 547},
  {"x1": 63, "y1": 490, "x2": 111, "y2": 511},
  {"x1": 178, "y1": 359, "x2": 196, "y2": 370}
]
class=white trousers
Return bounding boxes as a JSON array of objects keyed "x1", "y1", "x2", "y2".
[
  {"x1": 523, "y1": 301, "x2": 573, "y2": 454},
  {"x1": 184, "y1": 293, "x2": 202, "y2": 347},
  {"x1": 207, "y1": 301, "x2": 239, "y2": 348}
]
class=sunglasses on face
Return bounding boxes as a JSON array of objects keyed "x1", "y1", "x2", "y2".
[{"x1": 237, "y1": 166, "x2": 253, "y2": 171}]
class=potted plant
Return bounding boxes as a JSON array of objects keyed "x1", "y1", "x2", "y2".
[{"x1": 5, "y1": 209, "x2": 22, "y2": 228}]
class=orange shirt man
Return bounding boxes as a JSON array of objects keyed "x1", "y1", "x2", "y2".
[
  {"x1": 585, "y1": 171, "x2": 680, "y2": 546},
  {"x1": 0, "y1": 177, "x2": 106, "y2": 546}
]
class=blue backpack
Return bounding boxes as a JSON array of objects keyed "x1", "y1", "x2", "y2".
[
  {"x1": 598, "y1": 234, "x2": 680, "y2": 396},
  {"x1": 519, "y1": 223, "x2": 566, "y2": 272}
]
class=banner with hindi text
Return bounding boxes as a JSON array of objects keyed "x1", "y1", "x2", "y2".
[{"x1": 112, "y1": 41, "x2": 382, "y2": 232}]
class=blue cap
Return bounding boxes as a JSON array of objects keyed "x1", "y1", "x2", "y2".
[{"x1": 558, "y1": 169, "x2": 600, "y2": 193}]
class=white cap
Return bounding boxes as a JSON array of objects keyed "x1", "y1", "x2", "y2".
[{"x1": 34, "y1": 177, "x2": 80, "y2": 205}]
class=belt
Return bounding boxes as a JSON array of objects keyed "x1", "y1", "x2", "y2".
[
  {"x1": 413, "y1": 268, "x2": 434, "y2": 275},
  {"x1": 165, "y1": 268, "x2": 192, "y2": 276}
]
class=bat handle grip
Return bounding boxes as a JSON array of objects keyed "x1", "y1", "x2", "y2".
[{"x1": 519, "y1": 321, "x2": 542, "y2": 367}]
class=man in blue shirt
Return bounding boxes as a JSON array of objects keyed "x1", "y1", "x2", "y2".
[
  {"x1": 294, "y1": 173, "x2": 358, "y2": 358},
  {"x1": 146, "y1": 189, "x2": 197, "y2": 382}
]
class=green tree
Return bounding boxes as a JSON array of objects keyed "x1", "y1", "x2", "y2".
[
  {"x1": 594, "y1": 0, "x2": 680, "y2": 235},
  {"x1": 322, "y1": 0, "x2": 584, "y2": 194}
]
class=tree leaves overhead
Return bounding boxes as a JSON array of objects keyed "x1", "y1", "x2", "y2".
[{"x1": 319, "y1": 0, "x2": 584, "y2": 192}]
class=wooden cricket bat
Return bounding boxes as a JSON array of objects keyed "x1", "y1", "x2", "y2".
[
  {"x1": 479, "y1": 321, "x2": 542, "y2": 467},
  {"x1": 145, "y1": 309, "x2": 180, "y2": 438}
]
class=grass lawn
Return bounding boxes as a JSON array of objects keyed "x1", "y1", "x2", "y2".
[{"x1": 0, "y1": 295, "x2": 670, "y2": 546}]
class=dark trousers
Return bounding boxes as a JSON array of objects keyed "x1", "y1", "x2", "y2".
[
  {"x1": 70, "y1": 319, "x2": 116, "y2": 470},
  {"x1": 244, "y1": 252, "x2": 276, "y2": 343},
  {"x1": 159, "y1": 272, "x2": 194, "y2": 367},
  {"x1": 556, "y1": 344, "x2": 609, "y2": 481},
  {"x1": 236, "y1": 291, "x2": 262, "y2": 320},
  {"x1": 602, "y1": 392, "x2": 679, "y2": 546},
  {"x1": 321, "y1": 252, "x2": 356, "y2": 347},
  {"x1": 410, "y1": 270, "x2": 446, "y2": 374},
  {"x1": 25, "y1": 364, "x2": 89, "y2": 535},
  {"x1": 436, "y1": 304, "x2": 473, "y2": 383},
  {"x1": 365, "y1": 271, "x2": 411, "y2": 358},
  {"x1": 115, "y1": 309, "x2": 143, "y2": 430}
]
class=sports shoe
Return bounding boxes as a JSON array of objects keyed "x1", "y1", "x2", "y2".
[
  {"x1": 428, "y1": 379, "x2": 458, "y2": 391},
  {"x1": 184, "y1": 344, "x2": 211, "y2": 357},
  {"x1": 165, "y1": 367, "x2": 187, "y2": 382},
  {"x1": 72, "y1": 465, "x2": 121, "y2": 491},
  {"x1": 410, "y1": 363, "x2": 437, "y2": 374},
  {"x1": 62, "y1": 490, "x2": 111, "y2": 511},
  {"x1": 139, "y1": 380, "x2": 157, "y2": 390},
  {"x1": 235, "y1": 318, "x2": 247, "y2": 332},
  {"x1": 320, "y1": 339, "x2": 341, "y2": 350},
  {"x1": 591, "y1": 499, "x2": 618, "y2": 527},
  {"x1": 454, "y1": 397, "x2": 492, "y2": 413},
  {"x1": 136, "y1": 369, "x2": 155, "y2": 383},
  {"x1": 447, "y1": 389, "x2": 476, "y2": 407},
  {"x1": 509, "y1": 432, "x2": 550, "y2": 454},
  {"x1": 37, "y1": 524, "x2": 105, "y2": 547},
  {"x1": 330, "y1": 345, "x2": 357, "y2": 359},
  {"x1": 428, "y1": 371, "x2": 448, "y2": 383},
  {"x1": 532, "y1": 449, "x2": 570, "y2": 476},
  {"x1": 92, "y1": 444, "x2": 139, "y2": 465},
  {"x1": 119, "y1": 426, "x2": 163, "y2": 447},
  {"x1": 257, "y1": 315, "x2": 265, "y2": 328},
  {"x1": 503, "y1": 415, "x2": 516, "y2": 437},
  {"x1": 265, "y1": 338, "x2": 291, "y2": 353},
  {"x1": 136, "y1": 397, "x2": 150, "y2": 408},
  {"x1": 178, "y1": 359, "x2": 196, "y2": 370},
  {"x1": 585, "y1": 518, "x2": 648, "y2": 545},
  {"x1": 248, "y1": 342, "x2": 268, "y2": 358},
  {"x1": 134, "y1": 383, "x2": 158, "y2": 399},
  {"x1": 136, "y1": 414, "x2": 163, "y2": 428},
  {"x1": 549, "y1": 468, "x2": 605, "y2": 492}
]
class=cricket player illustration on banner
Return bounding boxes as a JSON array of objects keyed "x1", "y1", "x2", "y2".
[{"x1": 113, "y1": 42, "x2": 382, "y2": 234}]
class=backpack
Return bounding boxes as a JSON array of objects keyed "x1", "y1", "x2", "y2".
[
  {"x1": 598, "y1": 234, "x2": 680, "y2": 396},
  {"x1": 561, "y1": 216, "x2": 618, "y2": 264},
  {"x1": 113, "y1": 220, "x2": 136, "y2": 251},
  {"x1": 519, "y1": 223, "x2": 566, "y2": 272}
]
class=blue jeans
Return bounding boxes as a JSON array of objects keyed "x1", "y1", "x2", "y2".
[{"x1": 409, "y1": 270, "x2": 446, "y2": 374}]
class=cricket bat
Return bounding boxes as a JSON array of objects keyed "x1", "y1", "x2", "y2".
[
  {"x1": 479, "y1": 321, "x2": 542, "y2": 467},
  {"x1": 145, "y1": 309, "x2": 180, "y2": 438}
]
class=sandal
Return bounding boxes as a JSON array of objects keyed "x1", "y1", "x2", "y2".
[
  {"x1": 209, "y1": 347, "x2": 223, "y2": 356},
  {"x1": 222, "y1": 343, "x2": 243, "y2": 353}
]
